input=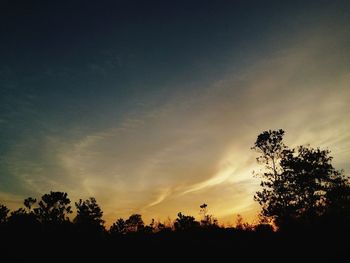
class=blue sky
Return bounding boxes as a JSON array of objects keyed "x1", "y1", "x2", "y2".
[{"x1": 1, "y1": 0, "x2": 350, "y2": 225}]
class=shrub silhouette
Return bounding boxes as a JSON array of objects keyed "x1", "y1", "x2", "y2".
[
  {"x1": 7, "y1": 207, "x2": 40, "y2": 235},
  {"x1": 174, "y1": 212, "x2": 199, "y2": 231}
]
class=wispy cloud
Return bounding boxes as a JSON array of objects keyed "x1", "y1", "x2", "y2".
[{"x1": 1, "y1": 24, "x2": 349, "y2": 226}]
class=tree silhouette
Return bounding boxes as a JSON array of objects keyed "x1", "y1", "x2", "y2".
[
  {"x1": 0, "y1": 204, "x2": 9, "y2": 224},
  {"x1": 5, "y1": 197, "x2": 40, "y2": 236},
  {"x1": 34, "y1": 191, "x2": 72, "y2": 224},
  {"x1": 74, "y1": 197, "x2": 105, "y2": 232},
  {"x1": 24, "y1": 197, "x2": 36, "y2": 213},
  {"x1": 252, "y1": 129, "x2": 286, "y2": 177},
  {"x1": 110, "y1": 218, "x2": 126, "y2": 235},
  {"x1": 199, "y1": 203, "x2": 217, "y2": 227},
  {"x1": 200, "y1": 203, "x2": 208, "y2": 223},
  {"x1": 252, "y1": 129, "x2": 349, "y2": 229},
  {"x1": 174, "y1": 212, "x2": 199, "y2": 231},
  {"x1": 322, "y1": 169, "x2": 350, "y2": 227},
  {"x1": 235, "y1": 214, "x2": 244, "y2": 230},
  {"x1": 125, "y1": 214, "x2": 144, "y2": 232},
  {"x1": 252, "y1": 129, "x2": 294, "y2": 228}
]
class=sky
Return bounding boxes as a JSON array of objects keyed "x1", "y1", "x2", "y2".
[{"x1": 1, "y1": 0, "x2": 350, "y2": 226}]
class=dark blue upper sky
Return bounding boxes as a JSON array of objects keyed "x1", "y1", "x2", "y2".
[{"x1": 2, "y1": 0, "x2": 346, "y2": 136}]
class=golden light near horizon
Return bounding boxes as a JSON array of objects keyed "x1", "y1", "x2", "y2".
[{"x1": 0, "y1": 1, "x2": 350, "y2": 227}]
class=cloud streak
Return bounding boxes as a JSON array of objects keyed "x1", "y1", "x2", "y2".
[{"x1": 1, "y1": 22, "x2": 350, "y2": 226}]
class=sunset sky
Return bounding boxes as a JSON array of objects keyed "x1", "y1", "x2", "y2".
[{"x1": 1, "y1": 0, "x2": 350, "y2": 226}]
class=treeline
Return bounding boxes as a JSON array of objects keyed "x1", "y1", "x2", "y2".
[
  {"x1": 1, "y1": 129, "x2": 349, "y2": 261},
  {"x1": 0, "y1": 192, "x2": 269, "y2": 235},
  {"x1": 0, "y1": 192, "x2": 275, "y2": 261}
]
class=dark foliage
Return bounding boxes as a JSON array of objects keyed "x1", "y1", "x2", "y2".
[
  {"x1": 74, "y1": 197, "x2": 105, "y2": 233},
  {"x1": 125, "y1": 214, "x2": 144, "y2": 232},
  {"x1": 174, "y1": 212, "x2": 200, "y2": 231},
  {"x1": 34, "y1": 191, "x2": 72, "y2": 224},
  {"x1": 110, "y1": 218, "x2": 127, "y2": 235},
  {"x1": 0, "y1": 204, "x2": 9, "y2": 224},
  {"x1": 252, "y1": 129, "x2": 350, "y2": 230}
]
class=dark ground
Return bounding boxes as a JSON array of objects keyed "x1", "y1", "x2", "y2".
[{"x1": 2, "y1": 226, "x2": 348, "y2": 262}]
